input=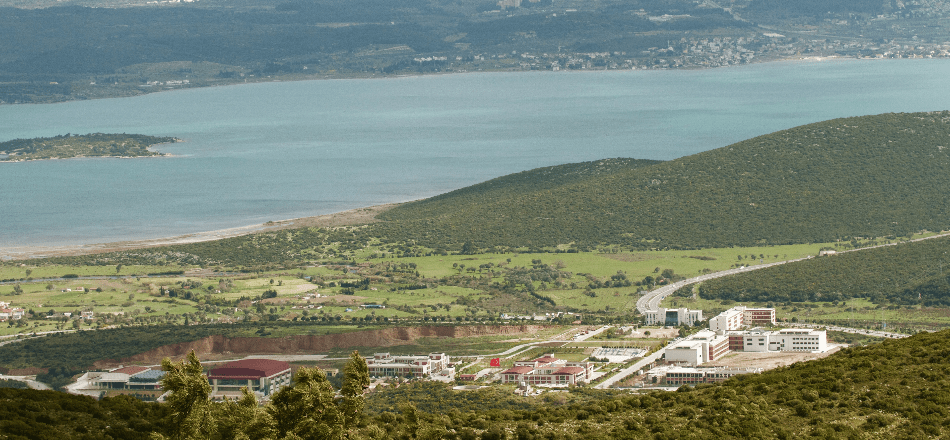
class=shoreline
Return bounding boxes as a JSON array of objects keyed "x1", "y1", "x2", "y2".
[
  {"x1": 0, "y1": 55, "x2": 902, "y2": 108},
  {"x1": 0, "y1": 203, "x2": 399, "y2": 261}
]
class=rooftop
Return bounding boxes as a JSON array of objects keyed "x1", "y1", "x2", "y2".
[{"x1": 208, "y1": 359, "x2": 291, "y2": 380}]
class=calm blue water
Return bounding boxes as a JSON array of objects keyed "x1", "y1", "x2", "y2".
[{"x1": 2, "y1": 59, "x2": 949, "y2": 251}]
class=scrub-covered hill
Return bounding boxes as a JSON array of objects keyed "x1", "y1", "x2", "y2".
[
  {"x1": 375, "y1": 111, "x2": 950, "y2": 250},
  {"x1": 696, "y1": 234, "x2": 950, "y2": 306}
]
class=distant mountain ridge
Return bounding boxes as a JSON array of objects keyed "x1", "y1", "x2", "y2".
[{"x1": 375, "y1": 111, "x2": 950, "y2": 250}]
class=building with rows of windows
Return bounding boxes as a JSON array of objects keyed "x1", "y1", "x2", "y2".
[
  {"x1": 709, "y1": 306, "x2": 776, "y2": 332},
  {"x1": 499, "y1": 354, "x2": 595, "y2": 387},
  {"x1": 366, "y1": 353, "x2": 450, "y2": 379}
]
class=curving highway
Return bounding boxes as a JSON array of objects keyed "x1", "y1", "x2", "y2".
[{"x1": 636, "y1": 258, "x2": 811, "y2": 314}]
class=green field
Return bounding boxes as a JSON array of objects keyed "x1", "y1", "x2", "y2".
[{"x1": 2, "y1": 239, "x2": 946, "y2": 336}]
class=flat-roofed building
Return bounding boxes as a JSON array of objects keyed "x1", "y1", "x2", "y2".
[
  {"x1": 665, "y1": 330, "x2": 731, "y2": 366},
  {"x1": 709, "y1": 306, "x2": 776, "y2": 333},
  {"x1": 661, "y1": 366, "x2": 763, "y2": 386},
  {"x1": 92, "y1": 366, "x2": 166, "y2": 390},
  {"x1": 366, "y1": 353, "x2": 449, "y2": 379},
  {"x1": 207, "y1": 359, "x2": 291, "y2": 399},
  {"x1": 738, "y1": 328, "x2": 827, "y2": 353},
  {"x1": 643, "y1": 307, "x2": 703, "y2": 327}
]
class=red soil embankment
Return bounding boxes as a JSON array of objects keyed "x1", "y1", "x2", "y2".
[{"x1": 93, "y1": 325, "x2": 547, "y2": 368}]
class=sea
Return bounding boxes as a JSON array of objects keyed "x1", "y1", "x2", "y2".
[{"x1": 2, "y1": 58, "x2": 950, "y2": 254}]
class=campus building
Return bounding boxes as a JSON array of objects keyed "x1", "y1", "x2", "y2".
[
  {"x1": 643, "y1": 307, "x2": 704, "y2": 327},
  {"x1": 665, "y1": 330, "x2": 731, "y2": 366},
  {"x1": 92, "y1": 366, "x2": 166, "y2": 390},
  {"x1": 709, "y1": 306, "x2": 776, "y2": 332},
  {"x1": 499, "y1": 354, "x2": 595, "y2": 386},
  {"x1": 657, "y1": 366, "x2": 763, "y2": 386},
  {"x1": 739, "y1": 328, "x2": 827, "y2": 353},
  {"x1": 206, "y1": 359, "x2": 292, "y2": 399},
  {"x1": 667, "y1": 328, "x2": 827, "y2": 367},
  {"x1": 366, "y1": 353, "x2": 450, "y2": 378}
]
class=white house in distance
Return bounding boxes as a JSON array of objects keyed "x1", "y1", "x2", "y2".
[
  {"x1": 0, "y1": 301, "x2": 25, "y2": 321},
  {"x1": 643, "y1": 307, "x2": 704, "y2": 327}
]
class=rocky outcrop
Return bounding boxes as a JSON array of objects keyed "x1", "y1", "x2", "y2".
[{"x1": 92, "y1": 325, "x2": 547, "y2": 368}]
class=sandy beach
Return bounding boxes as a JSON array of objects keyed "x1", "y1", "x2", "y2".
[{"x1": 0, "y1": 203, "x2": 398, "y2": 261}]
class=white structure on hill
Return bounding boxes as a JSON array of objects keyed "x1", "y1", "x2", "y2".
[
  {"x1": 709, "y1": 306, "x2": 776, "y2": 332},
  {"x1": 665, "y1": 330, "x2": 731, "y2": 366},
  {"x1": 739, "y1": 328, "x2": 827, "y2": 353},
  {"x1": 667, "y1": 328, "x2": 827, "y2": 367},
  {"x1": 366, "y1": 353, "x2": 450, "y2": 379},
  {"x1": 653, "y1": 366, "x2": 763, "y2": 386},
  {"x1": 643, "y1": 307, "x2": 704, "y2": 327}
]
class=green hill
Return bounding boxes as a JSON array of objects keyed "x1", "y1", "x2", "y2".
[
  {"x1": 696, "y1": 234, "x2": 950, "y2": 306},
  {"x1": 375, "y1": 111, "x2": 950, "y2": 250}
]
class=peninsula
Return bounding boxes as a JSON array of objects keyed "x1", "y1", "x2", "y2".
[{"x1": 0, "y1": 133, "x2": 179, "y2": 161}]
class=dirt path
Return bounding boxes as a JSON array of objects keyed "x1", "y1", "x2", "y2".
[{"x1": 2, "y1": 203, "x2": 398, "y2": 260}]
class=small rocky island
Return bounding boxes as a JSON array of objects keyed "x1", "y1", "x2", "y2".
[{"x1": 0, "y1": 133, "x2": 180, "y2": 161}]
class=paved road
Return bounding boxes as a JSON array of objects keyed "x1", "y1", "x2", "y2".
[
  {"x1": 636, "y1": 231, "x2": 950, "y2": 315},
  {"x1": 0, "y1": 374, "x2": 51, "y2": 390},
  {"x1": 636, "y1": 259, "x2": 810, "y2": 313}
]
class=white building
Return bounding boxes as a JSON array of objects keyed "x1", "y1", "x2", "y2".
[
  {"x1": 709, "y1": 306, "x2": 776, "y2": 333},
  {"x1": 739, "y1": 328, "x2": 826, "y2": 353},
  {"x1": 0, "y1": 301, "x2": 25, "y2": 321},
  {"x1": 643, "y1": 307, "x2": 704, "y2": 326},
  {"x1": 656, "y1": 366, "x2": 763, "y2": 386},
  {"x1": 665, "y1": 330, "x2": 731, "y2": 366},
  {"x1": 366, "y1": 353, "x2": 450, "y2": 379}
]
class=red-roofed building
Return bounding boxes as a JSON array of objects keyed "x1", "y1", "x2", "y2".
[
  {"x1": 500, "y1": 354, "x2": 594, "y2": 386},
  {"x1": 207, "y1": 359, "x2": 291, "y2": 399}
]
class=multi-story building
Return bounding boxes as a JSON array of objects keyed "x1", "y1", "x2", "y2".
[
  {"x1": 206, "y1": 359, "x2": 292, "y2": 399},
  {"x1": 499, "y1": 355, "x2": 595, "y2": 386},
  {"x1": 739, "y1": 328, "x2": 827, "y2": 353},
  {"x1": 665, "y1": 330, "x2": 731, "y2": 366},
  {"x1": 709, "y1": 306, "x2": 776, "y2": 332},
  {"x1": 643, "y1": 307, "x2": 704, "y2": 327},
  {"x1": 366, "y1": 353, "x2": 450, "y2": 378}
]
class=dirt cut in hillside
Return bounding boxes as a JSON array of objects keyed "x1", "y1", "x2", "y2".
[{"x1": 93, "y1": 325, "x2": 549, "y2": 368}]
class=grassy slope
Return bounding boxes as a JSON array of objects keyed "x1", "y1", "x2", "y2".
[
  {"x1": 696, "y1": 234, "x2": 950, "y2": 308},
  {"x1": 377, "y1": 111, "x2": 950, "y2": 249}
]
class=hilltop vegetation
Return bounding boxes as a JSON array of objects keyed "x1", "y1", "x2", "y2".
[
  {"x1": 0, "y1": 133, "x2": 177, "y2": 161},
  {"x1": 696, "y1": 235, "x2": 950, "y2": 306},
  {"x1": 373, "y1": 112, "x2": 950, "y2": 250}
]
